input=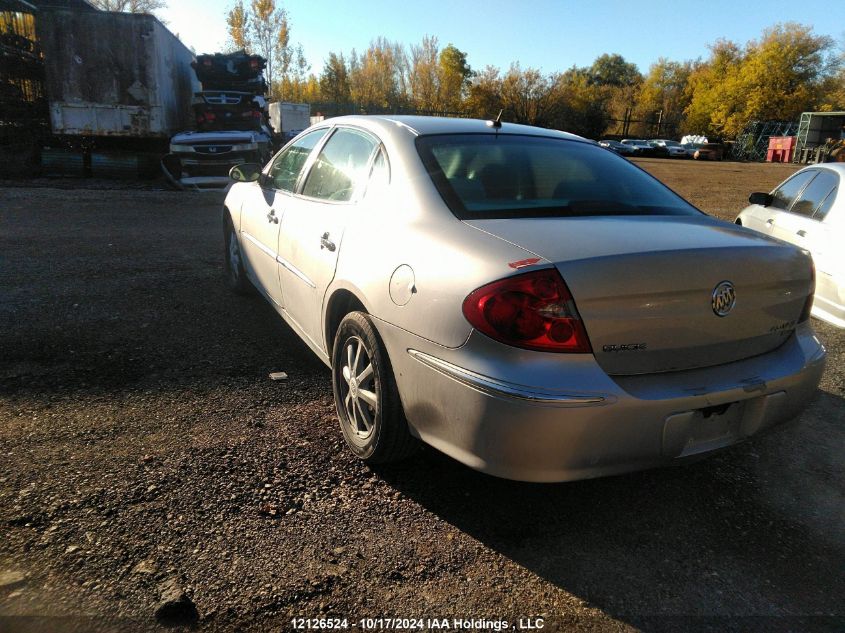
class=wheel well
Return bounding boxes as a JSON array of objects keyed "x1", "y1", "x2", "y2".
[
  {"x1": 735, "y1": 218, "x2": 742, "y2": 225},
  {"x1": 223, "y1": 205, "x2": 234, "y2": 238},
  {"x1": 325, "y1": 289, "x2": 367, "y2": 352}
]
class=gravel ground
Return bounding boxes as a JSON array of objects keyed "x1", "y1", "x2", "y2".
[{"x1": 1, "y1": 160, "x2": 843, "y2": 633}]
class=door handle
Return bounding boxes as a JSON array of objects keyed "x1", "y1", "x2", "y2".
[
  {"x1": 320, "y1": 232, "x2": 336, "y2": 252},
  {"x1": 267, "y1": 209, "x2": 279, "y2": 224},
  {"x1": 765, "y1": 218, "x2": 774, "y2": 226},
  {"x1": 796, "y1": 229, "x2": 807, "y2": 237}
]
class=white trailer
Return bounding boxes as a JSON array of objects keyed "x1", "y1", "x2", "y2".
[
  {"x1": 37, "y1": 9, "x2": 200, "y2": 139},
  {"x1": 268, "y1": 102, "x2": 311, "y2": 141}
]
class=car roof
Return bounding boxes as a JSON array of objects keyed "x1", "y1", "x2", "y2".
[
  {"x1": 805, "y1": 162, "x2": 845, "y2": 177},
  {"x1": 313, "y1": 115, "x2": 587, "y2": 144}
]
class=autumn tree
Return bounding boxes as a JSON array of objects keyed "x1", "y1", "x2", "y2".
[
  {"x1": 464, "y1": 66, "x2": 504, "y2": 120},
  {"x1": 584, "y1": 53, "x2": 642, "y2": 137},
  {"x1": 635, "y1": 58, "x2": 695, "y2": 137},
  {"x1": 741, "y1": 24, "x2": 838, "y2": 122},
  {"x1": 406, "y1": 37, "x2": 471, "y2": 112},
  {"x1": 225, "y1": 0, "x2": 293, "y2": 96},
  {"x1": 498, "y1": 64, "x2": 553, "y2": 125},
  {"x1": 548, "y1": 67, "x2": 608, "y2": 138},
  {"x1": 685, "y1": 24, "x2": 839, "y2": 137},
  {"x1": 348, "y1": 38, "x2": 408, "y2": 111},
  {"x1": 819, "y1": 66, "x2": 845, "y2": 111},
  {"x1": 280, "y1": 44, "x2": 312, "y2": 101},
  {"x1": 683, "y1": 39, "x2": 742, "y2": 136},
  {"x1": 88, "y1": 0, "x2": 166, "y2": 14},
  {"x1": 408, "y1": 36, "x2": 440, "y2": 111},
  {"x1": 225, "y1": 0, "x2": 251, "y2": 52}
]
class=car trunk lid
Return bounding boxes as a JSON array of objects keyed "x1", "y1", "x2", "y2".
[{"x1": 465, "y1": 215, "x2": 813, "y2": 375}]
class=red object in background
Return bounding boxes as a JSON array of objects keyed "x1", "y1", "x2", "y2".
[{"x1": 767, "y1": 136, "x2": 797, "y2": 163}]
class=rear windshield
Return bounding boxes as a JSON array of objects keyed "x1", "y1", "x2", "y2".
[{"x1": 416, "y1": 134, "x2": 701, "y2": 219}]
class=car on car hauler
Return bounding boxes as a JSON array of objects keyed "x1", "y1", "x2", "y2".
[{"x1": 221, "y1": 116, "x2": 825, "y2": 482}]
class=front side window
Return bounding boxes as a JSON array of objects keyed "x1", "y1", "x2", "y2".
[
  {"x1": 301, "y1": 128, "x2": 378, "y2": 202},
  {"x1": 771, "y1": 170, "x2": 816, "y2": 211},
  {"x1": 416, "y1": 134, "x2": 701, "y2": 219},
  {"x1": 790, "y1": 170, "x2": 839, "y2": 217},
  {"x1": 267, "y1": 128, "x2": 328, "y2": 192}
]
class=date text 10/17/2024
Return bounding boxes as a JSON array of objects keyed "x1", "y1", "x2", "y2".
[{"x1": 291, "y1": 618, "x2": 546, "y2": 630}]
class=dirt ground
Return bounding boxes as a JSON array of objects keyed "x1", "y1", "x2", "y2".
[{"x1": 0, "y1": 159, "x2": 843, "y2": 633}]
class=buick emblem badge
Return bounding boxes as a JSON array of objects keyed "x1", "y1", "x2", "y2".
[{"x1": 712, "y1": 281, "x2": 736, "y2": 317}]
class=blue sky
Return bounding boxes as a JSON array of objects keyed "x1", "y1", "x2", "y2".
[{"x1": 161, "y1": 0, "x2": 844, "y2": 75}]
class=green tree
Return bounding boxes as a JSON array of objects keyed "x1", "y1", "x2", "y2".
[
  {"x1": 588, "y1": 53, "x2": 641, "y2": 87},
  {"x1": 585, "y1": 54, "x2": 641, "y2": 137},
  {"x1": 319, "y1": 52, "x2": 351, "y2": 106},
  {"x1": 438, "y1": 44, "x2": 472, "y2": 111}
]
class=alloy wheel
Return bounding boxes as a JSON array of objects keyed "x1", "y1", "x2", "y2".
[{"x1": 339, "y1": 335, "x2": 378, "y2": 440}]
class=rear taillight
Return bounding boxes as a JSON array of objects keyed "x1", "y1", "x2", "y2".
[
  {"x1": 799, "y1": 259, "x2": 816, "y2": 323},
  {"x1": 462, "y1": 269, "x2": 592, "y2": 353}
]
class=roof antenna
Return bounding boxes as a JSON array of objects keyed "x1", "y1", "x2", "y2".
[{"x1": 486, "y1": 110, "x2": 503, "y2": 129}]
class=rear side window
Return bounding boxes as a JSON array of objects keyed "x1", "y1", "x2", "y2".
[
  {"x1": 302, "y1": 128, "x2": 378, "y2": 202},
  {"x1": 814, "y1": 187, "x2": 837, "y2": 221},
  {"x1": 416, "y1": 134, "x2": 701, "y2": 219},
  {"x1": 790, "y1": 170, "x2": 839, "y2": 218},
  {"x1": 364, "y1": 149, "x2": 390, "y2": 199},
  {"x1": 771, "y1": 170, "x2": 816, "y2": 211}
]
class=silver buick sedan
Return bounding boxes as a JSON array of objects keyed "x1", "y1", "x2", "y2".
[{"x1": 222, "y1": 116, "x2": 825, "y2": 482}]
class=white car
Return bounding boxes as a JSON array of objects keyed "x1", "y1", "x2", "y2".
[
  {"x1": 736, "y1": 163, "x2": 844, "y2": 328},
  {"x1": 222, "y1": 115, "x2": 823, "y2": 482}
]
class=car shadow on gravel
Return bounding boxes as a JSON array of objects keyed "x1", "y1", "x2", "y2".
[{"x1": 374, "y1": 391, "x2": 845, "y2": 632}]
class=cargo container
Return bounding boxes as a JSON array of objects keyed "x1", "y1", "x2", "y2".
[
  {"x1": 269, "y1": 102, "x2": 311, "y2": 143},
  {"x1": 36, "y1": 9, "x2": 199, "y2": 140}
]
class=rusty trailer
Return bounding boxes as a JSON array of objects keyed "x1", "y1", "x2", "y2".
[{"x1": 36, "y1": 9, "x2": 199, "y2": 139}]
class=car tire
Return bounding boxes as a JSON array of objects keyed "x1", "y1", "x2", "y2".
[
  {"x1": 331, "y1": 311, "x2": 418, "y2": 464},
  {"x1": 224, "y1": 218, "x2": 251, "y2": 294}
]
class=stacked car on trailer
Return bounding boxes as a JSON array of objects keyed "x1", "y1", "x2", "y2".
[{"x1": 163, "y1": 50, "x2": 274, "y2": 190}]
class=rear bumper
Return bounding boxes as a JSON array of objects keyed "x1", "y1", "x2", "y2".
[{"x1": 377, "y1": 320, "x2": 826, "y2": 482}]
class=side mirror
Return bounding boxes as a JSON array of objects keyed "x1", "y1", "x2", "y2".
[
  {"x1": 748, "y1": 192, "x2": 773, "y2": 207},
  {"x1": 229, "y1": 163, "x2": 262, "y2": 183}
]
